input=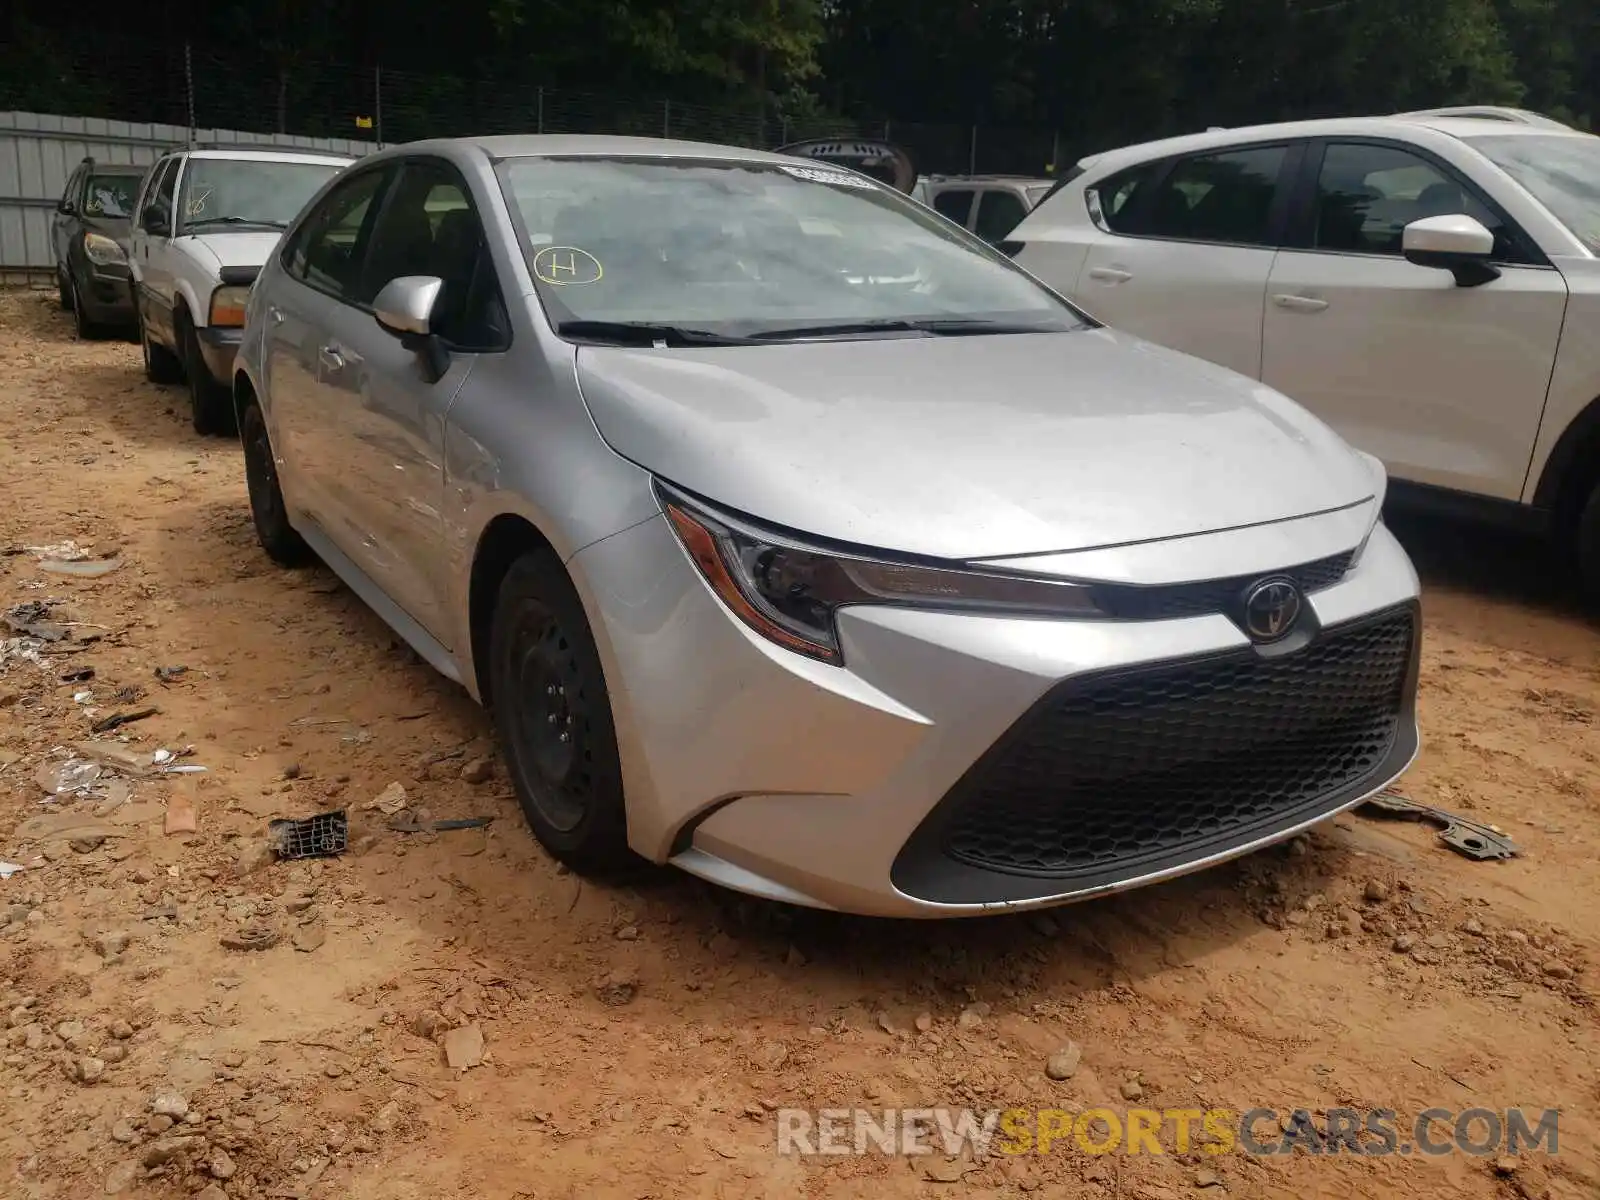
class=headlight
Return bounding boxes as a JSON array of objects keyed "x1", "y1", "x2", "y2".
[
  {"x1": 209, "y1": 285, "x2": 251, "y2": 328},
  {"x1": 83, "y1": 232, "x2": 126, "y2": 266},
  {"x1": 657, "y1": 483, "x2": 1104, "y2": 665}
]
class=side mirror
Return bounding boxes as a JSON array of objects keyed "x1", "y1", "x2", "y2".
[
  {"x1": 56, "y1": 199, "x2": 75, "y2": 216},
  {"x1": 374, "y1": 276, "x2": 443, "y2": 338},
  {"x1": 374, "y1": 276, "x2": 450, "y2": 383},
  {"x1": 1401, "y1": 214, "x2": 1500, "y2": 287},
  {"x1": 142, "y1": 203, "x2": 170, "y2": 236}
]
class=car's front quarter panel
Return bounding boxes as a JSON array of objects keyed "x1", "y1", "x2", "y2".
[
  {"x1": 1527, "y1": 253, "x2": 1600, "y2": 505},
  {"x1": 440, "y1": 330, "x2": 664, "y2": 645}
]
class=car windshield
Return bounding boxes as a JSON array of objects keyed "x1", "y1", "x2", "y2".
[
  {"x1": 179, "y1": 158, "x2": 344, "y2": 230},
  {"x1": 84, "y1": 175, "x2": 139, "y2": 219},
  {"x1": 1468, "y1": 134, "x2": 1600, "y2": 253},
  {"x1": 495, "y1": 155, "x2": 1085, "y2": 338}
]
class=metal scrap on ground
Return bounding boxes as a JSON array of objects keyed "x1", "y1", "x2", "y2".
[{"x1": 1360, "y1": 790, "x2": 1521, "y2": 860}]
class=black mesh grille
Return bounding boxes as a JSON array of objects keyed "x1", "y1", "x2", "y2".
[
  {"x1": 1092, "y1": 551, "x2": 1354, "y2": 621},
  {"x1": 934, "y1": 606, "x2": 1414, "y2": 882}
]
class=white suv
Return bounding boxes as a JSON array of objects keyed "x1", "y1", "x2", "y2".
[
  {"x1": 130, "y1": 146, "x2": 352, "y2": 433},
  {"x1": 1008, "y1": 116, "x2": 1600, "y2": 597}
]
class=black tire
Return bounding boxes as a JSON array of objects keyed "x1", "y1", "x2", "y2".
[
  {"x1": 139, "y1": 306, "x2": 184, "y2": 384},
  {"x1": 240, "y1": 403, "x2": 311, "y2": 567},
  {"x1": 1577, "y1": 481, "x2": 1600, "y2": 607},
  {"x1": 490, "y1": 551, "x2": 631, "y2": 872},
  {"x1": 69, "y1": 280, "x2": 106, "y2": 341},
  {"x1": 180, "y1": 314, "x2": 232, "y2": 436},
  {"x1": 56, "y1": 268, "x2": 72, "y2": 311}
]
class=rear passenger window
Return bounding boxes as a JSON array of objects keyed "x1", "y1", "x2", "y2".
[
  {"x1": 933, "y1": 189, "x2": 975, "y2": 226},
  {"x1": 1086, "y1": 163, "x2": 1158, "y2": 234},
  {"x1": 1143, "y1": 146, "x2": 1287, "y2": 246}
]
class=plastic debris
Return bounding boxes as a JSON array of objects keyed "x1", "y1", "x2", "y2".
[
  {"x1": 26, "y1": 540, "x2": 91, "y2": 562},
  {"x1": 39, "y1": 556, "x2": 121, "y2": 578},
  {"x1": 34, "y1": 759, "x2": 103, "y2": 796},
  {"x1": 91, "y1": 706, "x2": 159, "y2": 734},
  {"x1": 0, "y1": 861, "x2": 24, "y2": 879},
  {"x1": 60, "y1": 667, "x2": 95, "y2": 682},
  {"x1": 268, "y1": 810, "x2": 348, "y2": 860},
  {"x1": 387, "y1": 814, "x2": 494, "y2": 834},
  {"x1": 153, "y1": 665, "x2": 188, "y2": 683}
]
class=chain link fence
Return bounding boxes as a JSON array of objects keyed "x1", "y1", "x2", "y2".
[{"x1": 1, "y1": 36, "x2": 1072, "y2": 178}]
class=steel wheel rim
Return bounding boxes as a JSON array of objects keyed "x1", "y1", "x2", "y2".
[{"x1": 506, "y1": 606, "x2": 593, "y2": 833}]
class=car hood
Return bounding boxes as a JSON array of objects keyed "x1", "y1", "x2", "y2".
[
  {"x1": 181, "y1": 231, "x2": 283, "y2": 270},
  {"x1": 82, "y1": 215, "x2": 132, "y2": 246},
  {"x1": 573, "y1": 327, "x2": 1378, "y2": 560}
]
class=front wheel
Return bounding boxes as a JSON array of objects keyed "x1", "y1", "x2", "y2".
[
  {"x1": 1576, "y1": 481, "x2": 1600, "y2": 607},
  {"x1": 69, "y1": 280, "x2": 106, "y2": 341},
  {"x1": 140, "y1": 306, "x2": 184, "y2": 384},
  {"x1": 56, "y1": 268, "x2": 72, "y2": 311},
  {"x1": 240, "y1": 403, "x2": 310, "y2": 567},
  {"x1": 490, "y1": 551, "x2": 632, "y2": 873},
  {"x1": 181, "y1": 318, "x2": 232, "y2": 436}
]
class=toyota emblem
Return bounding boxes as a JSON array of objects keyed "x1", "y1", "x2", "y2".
[{"x1": 1242, "y1": 578, "x2": 1303, "y2": 643}]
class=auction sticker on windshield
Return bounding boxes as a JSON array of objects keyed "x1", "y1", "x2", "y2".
[{"x1": 779, "y1": 164, "x2": 877, "y2": 189}]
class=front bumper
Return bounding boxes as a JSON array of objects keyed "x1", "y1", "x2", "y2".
[
  {"x1": 77, "y1": 268, "x2": 135, "y2": 324},
  {"x1": 571, "y1": 516, "x2": 1421, "y2": 918},
  {"x1": 194, "y1": 325, "x2": 244, "y2": 385}
]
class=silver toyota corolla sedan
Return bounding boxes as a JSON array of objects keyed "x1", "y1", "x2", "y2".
[{"x1": 232, "y1": 134, "x2": 1423, "y2": 918}]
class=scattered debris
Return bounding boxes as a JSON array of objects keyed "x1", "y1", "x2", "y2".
[
  {"x1": 40, "y1": 555, "x2": 121, "y2": 578},
  {"x1": 34, "y1": 758, "x2": 102, "y2": 796},
  {"x1": 59, "y1": 666, "x2": 95, "y2": 682},
  {"x1": 366, "y1": 781, "x2": 409, "y2": 815},
  {"x1": 0, "y1": 860, "x2": 24, "y2": 879},
  {"x1": 153, "y1": 665, "x2": 188, "y2": 683},
  {"x1": 596, "y1": 969, "x2": 640, "y2": 1006},
  {"x1": 293, "y1": 923, "x2": 327, "y2": 953},
  {"x1": 460, "y1": 757, "x2": 494, "y2": 784},
  {"x1": 268, "y1": 810, "x2": 349, "y2": 860},
  {"x1": 220, "y1": 924, "x2": 282, "y2": 952},
  {"x1": 387, "y1": 814, "x2": 493, "y2": 834},
  {"x1": 90, "y1": 706, "x2": 160, "y2": 734},
  {"x1": 164, "y1": 793, "x2": 198, "y2": 836},
  {"x1": 444, "y1": 1024, "x2": 485, "y2": 1070},
  {"x1": 4, "y1": 600, "x2": 70, "y2": 641},
  {"x1": 14, "y1": 811, "x2": 124, "y2": 842},
  {"x1": 1361, "y1": 791, "x2": 1520, "y2": 860}
]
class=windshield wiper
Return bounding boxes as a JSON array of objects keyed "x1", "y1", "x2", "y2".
[
  {"x1": 186, "y1": 216, "x2": 288, "y2": 229},
  {"x1": 555, "y1": 320, "x2": 754, "y2": 347},
  {"x1": 746, "y1": 317, "x2": 1066, "y2": 340}
]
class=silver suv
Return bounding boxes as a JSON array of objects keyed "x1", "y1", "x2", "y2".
[{"x1": 234, "y1": 134, "x2": 1422, "y2": 918}]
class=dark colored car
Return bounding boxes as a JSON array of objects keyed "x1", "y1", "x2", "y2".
[{"x1": 52, "y1": 158, "x2": 148, "y2": 339}]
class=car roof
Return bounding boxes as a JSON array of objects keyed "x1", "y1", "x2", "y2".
[
  {"x1": 183, "y1": 148, "x2": 355, "y2": 166},
  {"x1": 372, "y1": 133, "x2": 815, "y2": 168},
  {"x1": 1074, "y1": 114, "x2": 1594, "y2": 173}
]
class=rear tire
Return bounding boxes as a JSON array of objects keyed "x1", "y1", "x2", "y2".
[
  {"x1": 139, "y1": 306, "x2": 184, "y2": 384},
  {"x1": 1577, "y1": 481, "x2": 1600, "y2": 607},
  {"x1": 490, "y1": 551, "x2": 632, "y2": 873},
  {"x1": 180, "y1": 315, "x2": 232, "y2": 436},
  {"x1": 240, "y1": 402, "x2": 311, "y2": 567}
]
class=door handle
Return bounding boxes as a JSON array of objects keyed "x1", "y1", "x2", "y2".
[
  {"x1": 1088, "y1": 266, "x2": 1133, "y2": 284},
  {"x1": 1272, "y1": 294, "x2": 1329, "y2": 313},
  {"x1": 318, "y1": 345, "x2": 345, "y2": 371},
  {"x1": 268, "y1": 307, "x2": 285, "y2": 325}
]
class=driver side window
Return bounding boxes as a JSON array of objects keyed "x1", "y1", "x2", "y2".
[
  {"x1": 1313, "y1": 142, "x2": 1521, "y2": 261},
  {"x1": 284, "y1": 168, "x2": 391, "y2": 303}
]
